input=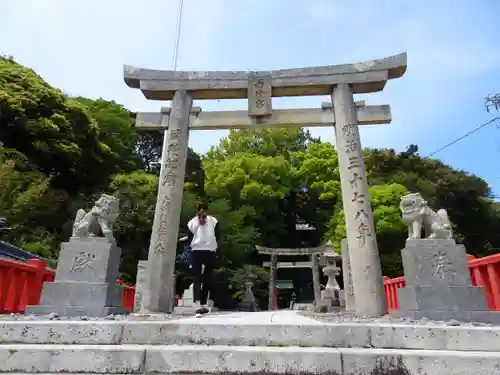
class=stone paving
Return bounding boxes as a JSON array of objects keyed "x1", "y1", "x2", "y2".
[{"x1": 1, "y1": 310, "x2": 500, "y2": 374}]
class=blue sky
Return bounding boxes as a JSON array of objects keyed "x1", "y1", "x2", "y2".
[{"x1": 1, "y1": 0, "x2": 500, "y2": 195}]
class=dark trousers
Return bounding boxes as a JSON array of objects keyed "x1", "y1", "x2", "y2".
[{"x1": 191, "y1": 250, "x2": 216, "y2": 305}]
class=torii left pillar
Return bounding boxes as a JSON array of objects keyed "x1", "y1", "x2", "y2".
[{"x1": 143, "y1": 90, "x2": 192, "y2": 313}]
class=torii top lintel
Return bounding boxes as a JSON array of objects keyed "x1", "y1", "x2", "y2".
[
  {"x1": 124, "y1": 53, "x2": 407, "y2": 101},
  {"x1": 255, "y1": 245, "x2": 328, "y2": 256}
]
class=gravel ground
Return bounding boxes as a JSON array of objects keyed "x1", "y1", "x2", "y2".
[
  {"x1": 0, "y1": 312, "x2": 187, "y2": 321},
  {"x1": 302, "y1": 310, "x2": 494, "y2": 327}
]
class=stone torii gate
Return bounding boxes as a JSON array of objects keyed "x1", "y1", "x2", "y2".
[
  {"x1": 256, "y1": 245, "x2": 325, "y2": 311},
  {"x1": 124, "y1": 53, "x2": 407, "y2": 316}
]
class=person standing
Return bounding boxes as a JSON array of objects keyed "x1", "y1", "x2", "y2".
[{"x1": 187, "y1": 202, "x2": 220, "y2": 316}]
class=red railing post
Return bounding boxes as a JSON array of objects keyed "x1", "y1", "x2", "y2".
[
  {"x1": 0, "y1": 265, "x2": 11, "y2": 312},
  {"x1": 26, "y1": 259, "x2": 47, "y2": 306},
  {"x1": 117, "y1": 280, "x2": 136, "y2": 310},
  {"x1": 383, "y1": 276, "x2": 390, "y2": 310},
  {"x1": 486, "y1": 263, "x2": 500, "y2": 310}
]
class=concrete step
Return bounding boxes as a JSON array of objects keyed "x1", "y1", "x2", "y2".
[
  {"x1": 0, "y1": 344, "x2": 499, "y2": 374},
  {"x1": 2, "y1": 317, "x2": 500, "y2": 352}
]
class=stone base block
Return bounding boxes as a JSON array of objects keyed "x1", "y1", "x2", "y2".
[
  {"x1": 25, "y1": 305, "x2": 129, "y2": 317},
  {"x1": 320, "y1": 289, "x2": 335, "y2": 299},
  {"x1": 393, "y1": 309, "x2": 500, "y2": 324},
  {"x1": 314, "y1": 298, "x2": 341, "y2": 313},
  {"x1": 398, "y1": 285, "x2": 488, "y2": 311},
  {"x1": 338, "y1": 290, "x2": 346, "y2": 307},
  {"x1": 176, "y1": 300, "x2": 191, "y2": 307},
  {"x1": 56, "y1": 238, "x2": 122, "y2": 284},
  {"x1": 402, "y1": 239, "x2": 471, "y2": 287},
  {"x1": 25, "y1": 238, "x2": 130, "y2": 318},
  {"x1": 38, "y1": 281, "x2": 123, "y2": 307},
  {"x1": 293, "y1": 303, "x2": 313, "y2": 311},
  {"x1": 238, "y1": 301, "x2": 258, "y2": 312},
  {"x1": 133, "y1": 260, "x2": 148, "y2": 312}
]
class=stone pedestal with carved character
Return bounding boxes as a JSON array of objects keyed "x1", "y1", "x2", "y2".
[
  {"x1": 394, "y1": 239, "x2": 500, "y2": 323},
  {"x1": 26, "y1": 238, "x2": 129, "y2": 317}
]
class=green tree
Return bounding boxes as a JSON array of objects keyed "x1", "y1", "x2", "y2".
[
  {"x1": 0, "y1": 151, "x2": 58, "y2": 257},
  {"x1": 203, "y1": 128, "x2": 324, "y2": 248},
  {"x1": 108, "y1": 171, "x2": 158, "y2": 282},
  {"x1": 0, "y1": 57, "x2": 113, "y2": 194},
  {"x1": 75, "y1": 97, "x2": 142, "y2": 173},
  {"x1": 290, "y1": 141, "x2": 342, "y2": 245},
  {"x1": 135, "y1": 132, "x2": 163, "y2": 171},
  {"x1": 0, "y1": 57, "x2": 147, "y2": 196},
  {"x1": 326, "y1": 183, "x2": 408, "y2": 277}
]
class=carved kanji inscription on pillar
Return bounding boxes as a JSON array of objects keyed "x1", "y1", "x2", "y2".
[
  {"x1": 154, "y1": 196, "x2": 172, "y2": 256},
  {"x1": 161, "y1": 129, "x2": 182, "y2": 187}
]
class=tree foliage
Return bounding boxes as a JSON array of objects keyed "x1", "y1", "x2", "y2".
[{"x1": 0, "y1": 150, "x2": 55, "y2": 257}]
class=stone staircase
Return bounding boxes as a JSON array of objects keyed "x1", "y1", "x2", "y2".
[{"x1": 0, "y1": 311, "x2": 500, "y2": 375}]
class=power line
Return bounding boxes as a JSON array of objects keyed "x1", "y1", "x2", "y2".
[
  {"x1": 425, "y1": 117, "x2": 500, "y2": 158},
  {"x1": 171, "y1": 0, "x2": 185, "y2": 71}
]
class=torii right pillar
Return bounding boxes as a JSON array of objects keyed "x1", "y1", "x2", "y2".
[{"x1": 331, "y1": 83, "x2": 386, "y2": 317}]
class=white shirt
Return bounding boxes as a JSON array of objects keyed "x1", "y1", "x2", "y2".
[{"x1": 188, "y1": 215, "x2": 218, "y2": 251}]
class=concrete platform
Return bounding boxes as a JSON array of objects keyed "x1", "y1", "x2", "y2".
[
  {"x1": 1, "y1": 311, "x2": 500, "y2": 352},
  {"x1": 1, "y1": 344, "x2": 500, "y2": 374}
]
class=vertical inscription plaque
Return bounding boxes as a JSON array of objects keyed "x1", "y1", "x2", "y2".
[{"x1": 248, "y1": 74, "x2": 272, "y2": 117}]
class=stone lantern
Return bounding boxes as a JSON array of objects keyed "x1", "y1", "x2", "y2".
[
  {"x1": 315, "y1": 241, "x2": 342, "y2": 312},
  {"x1": 239, "y1": 273, "x2": 258, "y2": 312}
]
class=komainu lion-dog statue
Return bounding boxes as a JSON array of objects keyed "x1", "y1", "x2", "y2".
[
  {"x1": 400, "y1": 193, "x2": 453, "y2": 240},
  {"x1": 72, "y1": 194, "x2": 120, "y2": 243}
]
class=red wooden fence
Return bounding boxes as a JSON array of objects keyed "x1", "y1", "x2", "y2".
[{"x1": 384, "y1": 253, "x2": 500, "y2": 312}]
